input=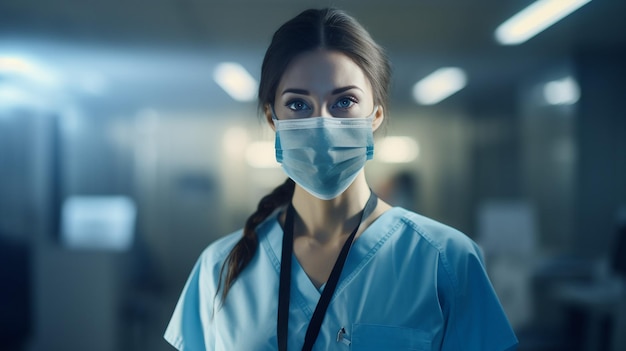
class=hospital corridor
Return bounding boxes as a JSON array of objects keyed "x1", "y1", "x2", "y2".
[{"x1": 1, "y1": 1, "x2": 625, "y2": 350}]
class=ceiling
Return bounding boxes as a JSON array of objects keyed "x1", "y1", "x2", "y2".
[{"x1": 1, "y1": 0, "x2": 625, "y2": 112}]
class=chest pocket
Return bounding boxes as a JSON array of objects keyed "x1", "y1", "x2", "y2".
[{"x1": 351, "y1": 324, "x2": 432, "y2": 351}]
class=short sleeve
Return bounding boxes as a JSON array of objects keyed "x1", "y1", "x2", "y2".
[
  {"x1": 164, "y1": 251, "x2": 216, "y2": 351},
  {"x1": 438, "y1": 240, "x2": 518, "y2": 351}
]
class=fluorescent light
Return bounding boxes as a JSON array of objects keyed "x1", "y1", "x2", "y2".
[
  {"x1": 0, "y1": 55, "x2": 61, "y2": 87},
  {"x1": 245, "y1": 141, "x2": 280, "y2": 168},
  {"x1": 0, "y1": 56, "x2": 31, "y2": 72},
  {"x1": 413, "y1": 67, "x2": 467, "y2": 105},
  {"x1": 543, "y1": 76, "x2": 580, "y2": 105},
  {"x1": 213, "y1": 62, "x2": 258, "y2": 102},
  {"x1": 495, "y1": 0, "x2": 592, "y2": 45},
  {"x1": 222, "y1": 126, "x2": 249, "y2": 157},
  {"x1": 376, "y1": 136, "x2": 419, "y2": 163}
]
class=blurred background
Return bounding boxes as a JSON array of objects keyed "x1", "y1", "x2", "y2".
[{"x1": 0, "y1": 0, "x2": 625, "y2": 350}]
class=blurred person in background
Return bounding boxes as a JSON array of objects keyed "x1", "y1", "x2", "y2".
[
  {"x1": 378, "y1": 170, "x2": 420, "y2": 212},
  {"x1": 164, "y1": 8, "x2": 517, "y2": 351}
]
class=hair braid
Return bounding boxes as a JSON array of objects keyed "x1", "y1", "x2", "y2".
[{"x1": 216, "y1": 178, "x2": 295, "y2": 304}]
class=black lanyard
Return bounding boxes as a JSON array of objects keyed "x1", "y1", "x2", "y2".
[{"x1": 277, "y1": 192, "x2": 378, "y2": 351}]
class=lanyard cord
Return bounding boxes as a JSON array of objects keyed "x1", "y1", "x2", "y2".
[{"x1": 277, "y1": 192, "x2": 378, "y2": 351}]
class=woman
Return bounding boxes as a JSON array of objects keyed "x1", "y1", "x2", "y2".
[{"x1": 165, "y1": 8, "x2": 518, "y2": 351}]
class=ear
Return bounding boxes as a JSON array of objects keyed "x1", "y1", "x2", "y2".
[
  {"x1": 372, "y1": 105, "x2": 385, "y2": 132},
  {"x1": 264, "y1": 104, "x2": 276, "y2": 131}
]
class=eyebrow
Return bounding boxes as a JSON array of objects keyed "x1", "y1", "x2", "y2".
[
  {"x1": 280, "y1": 85, "x2": 363, "y2": 96},
  {"x1": 281, "y1": 88, "x2": 309, "y2": 96},
  {"x1": 332, "y1": 85, "x2": 363, "y2": 95}
]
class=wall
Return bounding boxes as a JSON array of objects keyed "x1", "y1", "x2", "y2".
[{"x1": 574, "y1": 49, "x2": 626, "y2": 258}]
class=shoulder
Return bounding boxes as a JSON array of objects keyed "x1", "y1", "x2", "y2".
[
  {"x1": 384, "y1": 211, "x2": 518, "y2": 349},
  {"x1": 196, "y1": 210, "x2": 282, "y2": 272},
  {"x1": 390, "y1": 208, "x2": 480, "y2": 258},
  {"x1": 389, "y1": 208, "x2": 484, "y2": 290},
  {"x1": 197, "y1": 229, "x2": 241, "y2": 265}
]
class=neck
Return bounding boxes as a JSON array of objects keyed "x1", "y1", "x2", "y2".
[{"x1": 291, "y1": 172, "x2": 371, "y2": 244}]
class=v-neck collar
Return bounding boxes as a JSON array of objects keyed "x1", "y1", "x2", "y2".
[{"x1": 260, "y1": 207, "x2": 403, "y2": 317}]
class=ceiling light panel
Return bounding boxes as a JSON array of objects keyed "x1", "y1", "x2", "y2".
[
  {"x1": 495, "y1": 0, "x2": 592, "y2": 45},
  {"x1": 412, "y1": 67, "x2": 467, "y2": 105}
]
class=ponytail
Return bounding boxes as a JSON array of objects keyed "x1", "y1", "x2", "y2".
[{"x1": 216, "y1": 178, "x2": 295, "y2": 305}]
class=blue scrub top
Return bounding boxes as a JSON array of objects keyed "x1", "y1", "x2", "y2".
[{"x1": 164, "y1": 207, "x2": 518, "y2": 351}]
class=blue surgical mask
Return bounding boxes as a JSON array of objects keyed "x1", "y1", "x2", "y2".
[{"x1": 273, "y1": 107, "x2": 377, "y2": 200}]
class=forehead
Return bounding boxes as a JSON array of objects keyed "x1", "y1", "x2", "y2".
[{"x1": 277, "y1": 49, "x2": 372, "y2": 93}]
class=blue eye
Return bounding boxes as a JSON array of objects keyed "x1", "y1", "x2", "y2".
[
  {"x1": 286, "y1": 100, "x2": 311, "y2": 111},
  {"x1": 333, "y1": 97, "x2": 356, "y2": 110}
]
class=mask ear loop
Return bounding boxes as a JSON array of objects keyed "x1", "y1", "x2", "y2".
[
  {"x1": 270, "y1": 105, "x2": 279, "y2": 121},
  {"x1": 369, "y1": 106, "x2": 379, "y2": 119}
]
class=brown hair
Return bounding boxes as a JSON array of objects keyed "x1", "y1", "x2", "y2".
[{"x1": 217, "y1": 8, "x2": 392, "y2": 304}]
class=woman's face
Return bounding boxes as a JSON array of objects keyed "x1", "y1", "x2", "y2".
[{"x1": 268, "y1": 49, "x2": 384, "y2": 126}]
